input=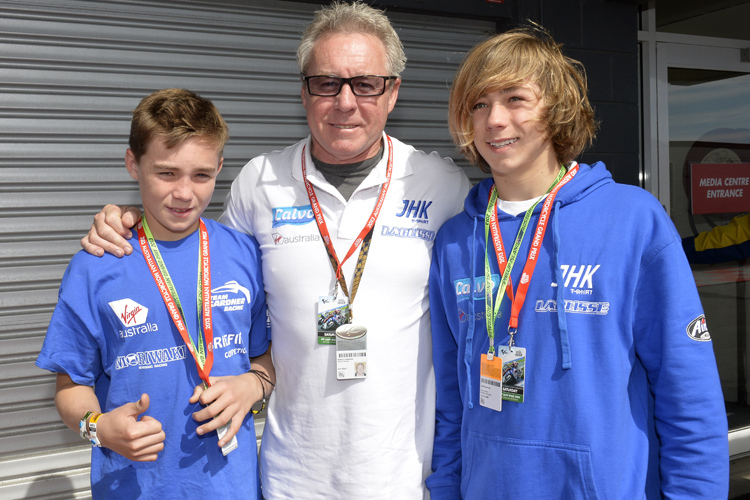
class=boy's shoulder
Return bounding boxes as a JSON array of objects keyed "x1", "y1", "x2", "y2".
[{"x1": 204, "y1": 218, "x2": 260, "y2": 249}]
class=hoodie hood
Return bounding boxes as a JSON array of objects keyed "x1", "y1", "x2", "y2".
[
  {"x1": 464, "y1": 162, "x2": 614, "y2": 220},
  {"x1": 464, "y1": 161, "x2": 614, "y2": 370}
]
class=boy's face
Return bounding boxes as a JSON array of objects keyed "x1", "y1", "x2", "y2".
[
  {"x1": 471, "y1": 83, "x2": 557, "y2": 192},
  {"x1": 125, "y1": 136, "x2": 223, "y2": 241}
]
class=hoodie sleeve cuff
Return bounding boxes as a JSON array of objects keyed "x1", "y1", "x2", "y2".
[{"x1": 427, "y1": 483, "x2": 461, "y2": 500}]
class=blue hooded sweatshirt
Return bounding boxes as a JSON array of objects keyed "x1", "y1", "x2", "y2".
[{"x1": 427, "y1": 162, "x2": 728, "y2": 499}]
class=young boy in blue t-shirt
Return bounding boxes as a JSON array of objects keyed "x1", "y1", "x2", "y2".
[{"x1": 36, "y1": 88, "x2": 273, "y2": 499}]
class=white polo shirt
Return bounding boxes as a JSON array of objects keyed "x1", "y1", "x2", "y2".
[{"x1": 221, "y1": 133, "x2": 471, "y2": 500}]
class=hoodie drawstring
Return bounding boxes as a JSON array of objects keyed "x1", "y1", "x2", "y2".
[
  {"x1": 464, "y1": 216, "x2": 478, "y2": 409},
  {"x1": 552, "y1": 199, "x2": 571, "y2": 369}
]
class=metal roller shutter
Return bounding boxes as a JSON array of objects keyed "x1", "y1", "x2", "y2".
[{"x1": 0, "y1": 1, "x2": 492, "y2": 497}]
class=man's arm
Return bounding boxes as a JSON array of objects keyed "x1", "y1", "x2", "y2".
[
  {"x1": 54, "y1": 373, "x2": 166, "y2": 461},
  {"x1": 190, "y1": 344, "x2": 275, "y2": 448},
  {"x1": 80, "y1": 204, "x2": 142, "y2": 257}
]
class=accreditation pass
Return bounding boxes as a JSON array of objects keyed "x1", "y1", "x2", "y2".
[
  {"x1": 479, "y1": 353, "x2": 504, "y2": 412},
  {"x1": 335, "y1": 324, "x2": 367, "y2": 380}
]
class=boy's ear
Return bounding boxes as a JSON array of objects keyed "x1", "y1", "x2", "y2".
[
  {"x1": 125, "y1": 149, "x2": 139, "y2": 181},
  {"x1": 217, "y1": 157, "x2": 224, "y2": 175}
]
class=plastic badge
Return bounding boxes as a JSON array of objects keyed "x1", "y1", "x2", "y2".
[
  {"x1": 499, "y1": 346, "x2": 526, "y2": 403},
  {"x1": 479, "y1": 353, "x2": 504, "y2": 412},
  {"x1": 335, "y1": 323, "x2": 367, "y2": 380},
  {"x1": 317, "y1": 295, "x2": 349, "y2": 345},
  {"x1": 217, "y1": 420, "x2": 238, "y2": 456}
]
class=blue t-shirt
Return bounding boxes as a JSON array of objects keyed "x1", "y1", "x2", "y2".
[{"x1": 37, "y1": 219, "x2": 269, "y2": 500}]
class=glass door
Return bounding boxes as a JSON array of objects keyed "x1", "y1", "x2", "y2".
[{"x1": 652, "y1": 38, "x2": 750, "y2": 455}]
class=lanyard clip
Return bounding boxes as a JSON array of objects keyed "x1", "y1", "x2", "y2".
[{"x1": 508, "y1": 326, "x2": 517, "y2": 349}]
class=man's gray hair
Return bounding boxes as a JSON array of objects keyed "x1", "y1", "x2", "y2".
[{"x1": 297, "y1": 1, "x2": 407, "y2": 77}]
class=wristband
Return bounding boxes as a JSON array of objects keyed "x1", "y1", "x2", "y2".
[
  {"x1": 87, "y1": 412, "x2": 103, "y2": 447},
  {"x1": 79, "y1": 411, "x2": 94, "y2": 440}
]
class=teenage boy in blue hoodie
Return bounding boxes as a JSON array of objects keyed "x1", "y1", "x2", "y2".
[
  {"x1": 36, "y1": 89, "x2": 273, "y2": 500},
  {"x1": 427, "y1": 26, "x2": 728, "y2": 499}
]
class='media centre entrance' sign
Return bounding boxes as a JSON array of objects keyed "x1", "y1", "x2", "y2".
[{"x1": 690, "y1": 163, "x2": 750, "y2": 214}]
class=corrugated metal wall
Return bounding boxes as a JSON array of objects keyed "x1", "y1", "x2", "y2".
[{"x1": 0, "y1": 0, "x2": 492, "y2": 497}]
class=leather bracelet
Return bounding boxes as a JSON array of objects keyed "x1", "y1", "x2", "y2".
[{"x1": 248, "y1": 370, "x2": 270, "y2": 414}]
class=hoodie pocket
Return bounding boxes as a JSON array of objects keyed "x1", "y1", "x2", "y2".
[{"x1": 462, "y1": 430, "x2": 600, "y2": 500}]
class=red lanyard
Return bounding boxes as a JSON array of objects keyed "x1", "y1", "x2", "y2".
[
  {"x1": 489, "y1": 164, "x2": 578, "y2": 333},
  {"x1": 137, "y1": 218, "x2": 214, "y2": 387},
  {"x1": 301, "y1": 135, "x2": 394, "y2": 305}
]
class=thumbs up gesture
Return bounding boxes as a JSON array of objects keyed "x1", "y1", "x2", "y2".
[{"x1": 95, "y1": 393, "x2": 166, "y2": 461}]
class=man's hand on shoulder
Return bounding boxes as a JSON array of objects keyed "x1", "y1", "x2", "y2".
[{"x1": 81, "y1": 204, "x2": 142, "y2": 257}]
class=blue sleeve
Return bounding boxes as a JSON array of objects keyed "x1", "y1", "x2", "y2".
[
  {"x1": 35, "y1": 256, "x2": 103, "y2": 385},
  {"x1": 426, "y1": 244, "x2": 463, "y2": 500},
  {"x1": 243, "y1": 233, "x2": 271, "y2": 358},
  {"x1": 634, "y1": 236, "x2": 728, "y2": 498}
]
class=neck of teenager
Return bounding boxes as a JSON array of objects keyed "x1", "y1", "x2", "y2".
[{"x1": 491, "y1": 153, "x2": 562, "y2": 202}]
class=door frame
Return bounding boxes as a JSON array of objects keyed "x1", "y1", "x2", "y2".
[{"x1": 640, "y1": 3, "x2": 750, "y2": 458}]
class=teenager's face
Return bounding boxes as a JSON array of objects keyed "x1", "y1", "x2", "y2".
[
  {"x1": 471, "y1": 83, "x2": 558, "y2": 193},
  {"x1": 126, "y1": 136, "x2": 223, "y2": 241},
  {"x1": 301, "y1": 32, "x2": 400, "y2": 164}
]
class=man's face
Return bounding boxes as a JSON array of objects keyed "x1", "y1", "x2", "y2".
[
  {"x1": 301, "y1": 32, "x2": 400, "y2": 164},
  {"x1": 126, "y1": 136, "x2": 223, "y2": 241}
]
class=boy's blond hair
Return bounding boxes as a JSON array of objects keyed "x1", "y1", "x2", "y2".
[{"x1": 449, "y1": 25, "x2": 597, "y2": 172}]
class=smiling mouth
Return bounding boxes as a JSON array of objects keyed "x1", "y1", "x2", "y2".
[
  {"x1": 170, "y1": 207, "x2": 192, "y2": 214},
  {"x1": 489, "y1": 138, "x2": 518, "y2": 148},
  {"x1": 333, "y1": 124, "x2": 356, "y2": 129}
]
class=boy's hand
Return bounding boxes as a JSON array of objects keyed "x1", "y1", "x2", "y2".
[
  {"x1": 190, "y1": 373, "x2": 259, "y2": 448},
  {"x1": 81, "y1": 204, "x2": 142, "y2": 257},
  {"x1": 97, "y1": 393, "x2": 165, "y2": 461}
]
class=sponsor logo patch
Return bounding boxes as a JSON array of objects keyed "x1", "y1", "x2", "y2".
[
  {"x1": 455, "y1": 275, "x2": 500, "y2": 301},
  {"x1": 553, "y1": 264, "x2": 601, "y2": 296},
  {"x1": 272, "y1": 205, "x2": 315, "y2": 228},
  {"x1": 271, "y1": 232, "x2": 321, "y2": 246},
  {"x1": 535, "y1": 299, "x2": 610, "y2": 315},
  {"x1": 108, "y1": 298, "x2": 159, "y2": 339},
  {"x1": 212, "y1": 280, "x2": 251, "y2": 312},
  {"x1": 115, "y1": 345, "x2": 187, "y2": 370},
  {"x1": 380, "y1": 225, "x2": 435, "y2": 241},
  {"x1": 395, "y1": 199, "x2": 432, "y2": 224},
  {"x1": 686, "y1": 314, "x2": 711, "y2": 342}
]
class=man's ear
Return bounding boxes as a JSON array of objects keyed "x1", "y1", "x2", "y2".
[
  {"x1": 386, "y1": 77, "x2": 401, "y2": 114},
  {"x1": 125, "y1": 149, "x2": 139, "y2": 181}
]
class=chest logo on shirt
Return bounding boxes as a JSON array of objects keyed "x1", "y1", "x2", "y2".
[
  {"x1": 212, "y1": 281, "x2": 250, "y2": 312},
  {"x1": 455, "y1": 275, "x2": 500, "y2": 301},
  {"x1": 272, "y1": 232, "x2": 321, "y2": 246},
  {"x1": 108, "y1": 298, "x2": 159, "y2": 339},
  {"x1": 272, "y1": 205, "x2": 315, "y2": 227},
  {"x1": 396, "y1": 199, "x2": 432, "y2": 224},
  {"x1": 686, "y1": 315, "x2": 711, "y2": 342},
  {"x1": 552, "y1": 264, "x2": 601, "y2": 296}
]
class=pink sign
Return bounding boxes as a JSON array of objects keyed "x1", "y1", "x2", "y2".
[{"x1": 690, "y1": 163, "x2": 750, "y2": 214}]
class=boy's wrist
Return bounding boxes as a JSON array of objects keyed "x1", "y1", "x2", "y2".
[{"x1": 79, "y1": 410, "x2": 103, "y2": 447}]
